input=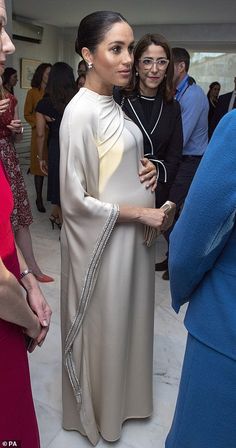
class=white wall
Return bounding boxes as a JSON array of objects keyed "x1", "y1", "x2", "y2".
[{"x1": 12, "y1": 24, "x2": 62, "y2": 120}]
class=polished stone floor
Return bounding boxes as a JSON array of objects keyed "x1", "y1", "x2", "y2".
[{"x1": 22, "y1": 168, "x2": 187, "y2": 448}]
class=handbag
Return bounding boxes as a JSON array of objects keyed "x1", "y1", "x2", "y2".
[{"x1": 143, "y1": 200, "x2": 176, "y2": 247}]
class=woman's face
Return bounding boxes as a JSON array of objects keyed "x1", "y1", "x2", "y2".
[
  {"x1": 211, "y1": 84, "x2": 220, "y2": 99},
  {"x1": 42, "y1": 66, "x2": 51, "y2": 85},
  {"x1": 136, "y1": 44, "x2": 169, "y2": 96},
  {"x1": 10, "y1": 72, "x2": 18, "y2": 86},
  {"x1": 83, "y1": 21, "x2": 134, "y2": 95},
  {"x1": 0, "y1": 0, "x2": 15, "y2": 77}
]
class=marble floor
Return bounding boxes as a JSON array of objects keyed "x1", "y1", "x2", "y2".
[{"x1": 22, "y1": 167, "x2": 187, "y2": 448}]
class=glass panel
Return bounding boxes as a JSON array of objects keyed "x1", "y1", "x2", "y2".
[{"x1": 189, "y1": 52, "x2": 236, "y2": 94}]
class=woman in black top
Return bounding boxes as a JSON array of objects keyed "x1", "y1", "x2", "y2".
[{"x1": 114, "y1": 33, "x2": 183, "y2": 207}]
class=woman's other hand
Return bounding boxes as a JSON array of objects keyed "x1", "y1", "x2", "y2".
[
  {"x1": 39, "y1": 159, "x2": 48, "y2": 176},
  {"x1": 139, "y1": 158, "x2": 157, "y2": 192},
  {"x1": 7, "y1": 119, "x2": 23, "y2": 134}
]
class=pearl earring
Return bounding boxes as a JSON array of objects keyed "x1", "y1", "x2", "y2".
[
  {"x1": 136, "y1": 72, "x2": 139, "y2": 76},
  {"x1": 87, "y1": 62, "x2": 93, "y2": 69}
]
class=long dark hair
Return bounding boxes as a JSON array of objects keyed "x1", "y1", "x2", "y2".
[
  {"x1": 2, "y1": 67, "x2": 17, "y2": 94},
  {"x1": 123, "y1": 33, "x2": 174, "y2": 102},
  {"x1": 45, "y1": 62, "x2": 77, "y2": 114},
  {"x1": 75, "y1": 10, "x2": 128, "y2": 59},
  {"x1": 31, "y1": 63, "x2": 52, "y2": 89},
  {"x1": 207, "y1": 81, "x2": 221, "y2": 100}
]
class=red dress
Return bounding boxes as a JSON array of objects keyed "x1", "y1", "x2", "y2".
[
  {"x1": 0, "y1": 93, "x2": 33, "y2": 231},
  {"x1": 0, "y1": 161, "x2": 40, "y2": 447}
]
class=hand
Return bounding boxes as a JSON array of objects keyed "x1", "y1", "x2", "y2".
[
  {"x1": 39, "y1": 159, "x2": 48, "y2": 175},
  {"x1": 0, "y1": 98, "x2": 10, "y2": 114},
  {"x1": 26, "y1": 283, "x2": 52, "y2": 350},
  {"x1": 44, "y1": 115, "x2": 55, "y2": 123},
  {"x1": 25, "y1": 314, "x2": 41, "y2": 340},
  {"x1": 139, "y1": 207, "x2": 166, "y2": 229},
  {"x1": 139, "y1": 158, "x2": 157, "y2": 192},
  {"x1": 7, "y1": 119, "x2": 23, "y2": 134}
]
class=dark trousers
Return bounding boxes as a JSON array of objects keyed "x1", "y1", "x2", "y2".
[{"x1": 164, "y1": 155, "x2": 202, "y2": 248}]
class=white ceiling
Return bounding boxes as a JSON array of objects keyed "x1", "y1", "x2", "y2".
[{"x1": 12, "y1": 0, "x2": 236, "y2": 27}]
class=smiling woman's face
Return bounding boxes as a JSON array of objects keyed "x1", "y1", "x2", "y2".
[
  {"x1": 0, "y1": 0, "x2": 15, "y2": 77},
  {"x1": 136, "y1": 44, "x2": 168, "y2": 97}
]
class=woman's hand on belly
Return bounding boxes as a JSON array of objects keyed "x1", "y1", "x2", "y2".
[{"x1": 139, "y1": 158, "x2": 157, "y2": 192}]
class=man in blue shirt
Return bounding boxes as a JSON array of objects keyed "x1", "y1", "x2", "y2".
[{"x1": 156, "y1": 47, "x2": 209, "y2": 279}]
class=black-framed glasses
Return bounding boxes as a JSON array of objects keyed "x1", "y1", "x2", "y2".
[{"x1": 138, "y1": 58, "x2": 169, "y2": 71}]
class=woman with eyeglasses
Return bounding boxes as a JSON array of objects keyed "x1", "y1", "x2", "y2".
[{"x1": 114, "y1": 33, "x2": 183, "y2": 211}]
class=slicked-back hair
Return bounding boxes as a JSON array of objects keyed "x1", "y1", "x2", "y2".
[
  {"x1": 31, "y1": 63, "x2": 52, "y2": 89},
  {"x1": 75, "y1": 10, "x2": 128, "y2": 58},
  {"x1": 45, "y1": 62, "x2": 77, "y2": 114},
  {"x1": 123, "y1": 33, "x2": 175, "y2": 102},
  {"x1": 172, "y1": 47, "x2": 190, "y2": 72}
]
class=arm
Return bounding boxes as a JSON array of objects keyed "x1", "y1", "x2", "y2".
[
  {"x1": 7, "y1": 104, "x2": 23, "y2": 142},
  {"x1": 24, "y1": 90, "x2": 36, "y2": 128},
  {"x1": 181, "y1": 87, "x2": 207, "y2": 146},
  {"x1": 161, "y1": 102, "x2": 183, "y2": 183},
  {"x1": 0, "y1": 257, "x2": 40, "y2": 338},
  {"x1": 169, "y1": 110, "x2": 236, "y2": 312},
  {"x1": 118, "y1": 205, "x2": 165, "y2": 228},
  {"x1": 36, "y1": 111, "x2": 48, "y2": 175},
  {"x1": 0, "y1": 98, "x2": 10, "y2": 114},
  {"x1": 16, "y1": 246, "x2": 52, "y2": 350}
]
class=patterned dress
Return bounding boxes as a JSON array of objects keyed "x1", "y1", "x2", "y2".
[{"x1": 0, "y1": 93, "x2": 33, "y2": 231}]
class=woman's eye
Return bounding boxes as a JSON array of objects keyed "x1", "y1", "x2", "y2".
[
  {"x1": 143, "y1": 59, "x2": 151, "y2": 65},
  {"x1": 128, "y1": 45, "x2": 134, "y2": 54},
  {"x1": 111, "y1": 46, "x2": 121, "y2": 54}
]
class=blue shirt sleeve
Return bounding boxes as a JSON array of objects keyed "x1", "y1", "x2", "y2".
[{"x1": 181, "y1": 84, "x2": 208, "y2": 147}]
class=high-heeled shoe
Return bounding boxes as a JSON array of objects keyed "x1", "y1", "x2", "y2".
[
  {"x1": 49, "y1": 215, "x2": 62, "y2": 230},
  {"x1": 36, "y1": 199, "x2": 46, "y2": 213},
  {"x1": 34, "y1": 273, "x2": 54, "y2": 283}
]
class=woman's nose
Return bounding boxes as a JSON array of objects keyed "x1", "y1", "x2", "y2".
[{"x1": 2, "y1": 30, "x2": 15, "y2": 55}]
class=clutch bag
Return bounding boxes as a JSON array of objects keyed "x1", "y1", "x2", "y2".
[{"x1": 143, "y1": 200, "x2": 176, "y2": 247}]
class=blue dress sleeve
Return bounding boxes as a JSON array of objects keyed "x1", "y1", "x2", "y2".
[{"x1": 169, "y1": 110, "x2": 236, "y2": 312}]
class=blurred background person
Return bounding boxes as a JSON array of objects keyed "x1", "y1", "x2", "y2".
[
  {"x1": 36, "y1": 62, "x2": 77, "y2": 229},
  {"x1": 0, "y1": 0, "x2": 52, "y2": 445},
  {"x1": 24, "y1": 62, "x2": 51, "y2": 213},
  {"x1": 207, "y1": 81, "x2": 221, "y2": 132},
  {"x1": 77, "y1": 71, "x2": 86, "y2": 89},
  {"x1": 156, "y1": 47, "x2": 209, "y2": 280},
  {"x1": 76, "y1": 59, "x2": 87, "y2": 89},
  {"x1": 209, "y1": 76, "x2": 236, "y2": 139},
  {"x1": 114, "y1": 33, "x2": 183, "y2": 210},
  {"x1": 2, "y1": 66, "x2": 18, "y2": 94}
]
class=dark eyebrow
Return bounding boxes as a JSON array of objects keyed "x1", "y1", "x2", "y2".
[{"x1": 109, "y1": 40, "x2": 135, "y2": 46}]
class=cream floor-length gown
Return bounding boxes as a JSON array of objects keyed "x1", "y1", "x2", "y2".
[{"x1": 59, "y1": 88, "x2": 156, "y2": 445}]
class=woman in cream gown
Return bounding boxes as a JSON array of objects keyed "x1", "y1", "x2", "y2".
[{"x1": 60, "y1": 11, "x2": 166, "y2": 446}]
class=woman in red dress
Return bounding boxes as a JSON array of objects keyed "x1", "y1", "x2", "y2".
[{"x1": 0, "y1": 2, "x2": 52, "y2": 445}]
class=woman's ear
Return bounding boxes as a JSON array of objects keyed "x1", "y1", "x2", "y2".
[{"x1": 81, "y1": 47, "x2": 93, "y2": 68}]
